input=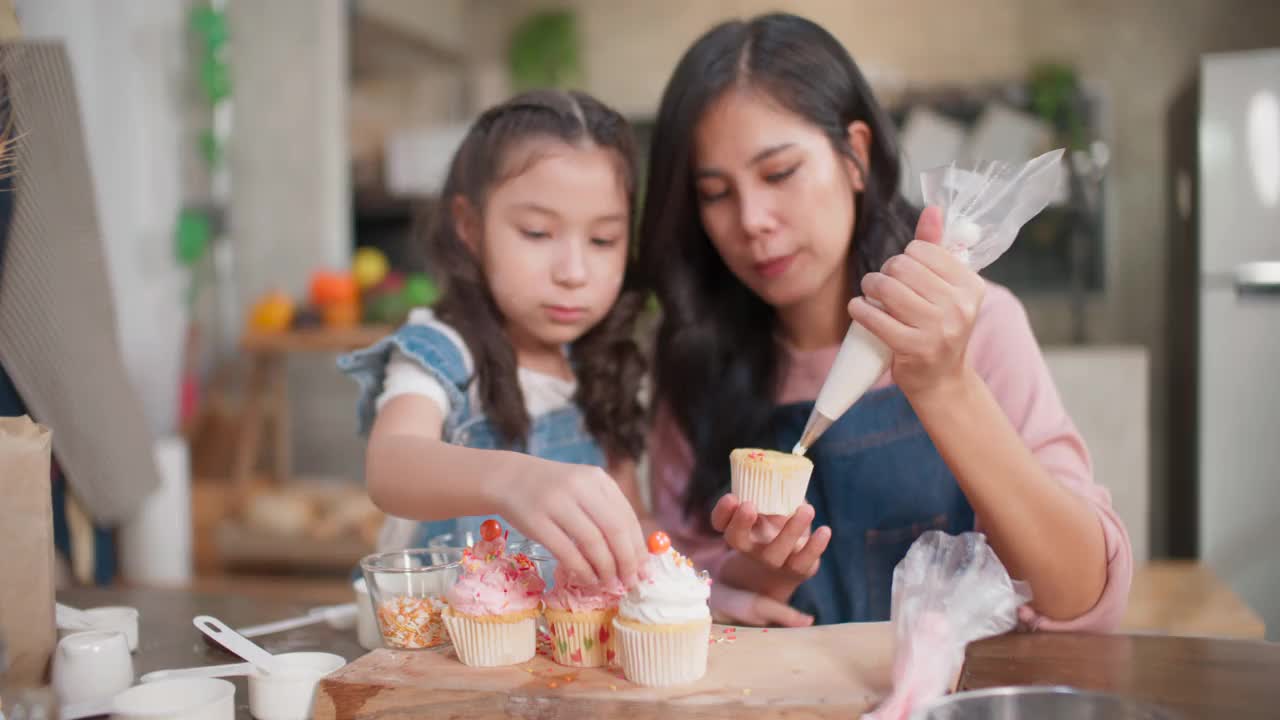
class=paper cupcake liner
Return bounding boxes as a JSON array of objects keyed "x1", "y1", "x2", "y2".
[
  {"x1": 442, "y1": 609, "x2": 537, "y2": 667},
  {"x1": 545, "y1": 609, "x2": 617, "y2": 667},
  {"x1": 613, "y1": 617, "x2": 710, "y2": 687},
  {"x1": 731, "y1": 462, "x2": 812, "y2": 515}
]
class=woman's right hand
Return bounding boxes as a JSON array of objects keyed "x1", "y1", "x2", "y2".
[
  {"x1": 710, "y1": 494, "x2": 831, "y2": 594},
  {"x1": 490, "y1": 458, "x2": 648, "y2": 588}
]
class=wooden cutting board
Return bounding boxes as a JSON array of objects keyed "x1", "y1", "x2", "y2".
[{"x1": 313, "y1": 623, "x2": 895, "y2": 719}]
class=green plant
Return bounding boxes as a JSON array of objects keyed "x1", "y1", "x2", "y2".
[
  {"x1": 179, "y1": 3, "x2": 232, "y2": 271},
  {"x1": 508, "y1": 10, "x2": 581, "y2": 92},
  {"x1": 1029, "y1": 62, "x2": 1087, "y2": 150}
]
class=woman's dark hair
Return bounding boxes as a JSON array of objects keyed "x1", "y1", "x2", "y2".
[
  {"x1": 426, "y1": 89, "x2": 647, "y2": 460},
  {"x1": 639, "y1": 13, "x2": 920, "y2": 528}
]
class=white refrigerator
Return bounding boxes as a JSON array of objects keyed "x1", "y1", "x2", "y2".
[{"x1": 1169, "y1": 48, "x2": 1280, "y2": 640}]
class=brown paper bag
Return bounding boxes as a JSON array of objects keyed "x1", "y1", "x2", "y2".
[{"x1": 0, "y1": 415, "x2": 55, "y2": 685}]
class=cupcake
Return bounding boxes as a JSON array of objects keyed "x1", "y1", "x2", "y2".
[
  {"x1": 542, "y1": 567, "x2": 626, "y2": 668},
  {"x1": 729, "y1": 448, "x2": 814, "y2": 515},
  {"x1": 613, "y1": 531, "x2": 712, "y2": 687},
  {"x1": 441, "y1": 519, "x2": 545, "y2": 667}
]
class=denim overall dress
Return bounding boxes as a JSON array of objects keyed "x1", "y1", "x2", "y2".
[
  {"x1": 338, "y1": 322, "x2": 606, "y2": 551},
  {"x1": 773, "y1": 386, "x2": 975, "y2": 624}
]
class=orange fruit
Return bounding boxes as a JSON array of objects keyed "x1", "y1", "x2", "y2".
[
  {"x1": 309, "y1": 270, "x2": 358, "y2": 306},
  {"x1": 323, "y1": 299, "x2": 360, "y2": 328},
  {"x1": 248, "y1": 291, "x2": 295, "y2": 333}
]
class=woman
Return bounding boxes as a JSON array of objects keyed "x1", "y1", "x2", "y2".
[{"x1": 639, "y1": 13, "x2": 1131, "y2": 629}]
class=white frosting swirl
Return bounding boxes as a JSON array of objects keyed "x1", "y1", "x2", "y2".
[{"x1": 618, "y1": 549, "x2": 711, "y2": 625}]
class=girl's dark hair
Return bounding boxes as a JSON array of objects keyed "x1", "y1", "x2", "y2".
[
  {"x1": 426, "y1": 89, "x2": 646, "y2": 460},
  {"x1": 638, "y1": 13, "x2": 920, "y2": 528}
]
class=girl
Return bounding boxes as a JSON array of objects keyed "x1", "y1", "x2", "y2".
[
  {"x1": 340, "y1": 90, "x2": 650, "y2": 587},
  {"x1": 640, "y1": 14, "x2": 1132, "y2": 629}
]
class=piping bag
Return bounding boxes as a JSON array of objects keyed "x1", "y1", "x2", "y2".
[
  {"x1": 791, "y1": 148, "x2": 1066, "y2": 456},
  {"x1": 862, "y1": 531, "x2": 1032, "y2": 720}
]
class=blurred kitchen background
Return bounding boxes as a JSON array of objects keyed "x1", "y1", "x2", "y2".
[{"x1": 6, "y1": 0, "x2": 1279, "y2": 638}]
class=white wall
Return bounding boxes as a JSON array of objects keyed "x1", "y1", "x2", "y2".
[
  {"x1": 359, "y1": 0, "x2": 468, "y2": 57},
  {"x1": 1044, "y1": 347, "x2": 1150, "y2": 566},
  {"x1": 225, "y1": 0, "x2": 356, "y2": 479},
  {"x1": 228, "y1": 0, "x2": 350, "y2": 305},
  {"x1": 14, "y1": 0, "x2": 189, "y2": 437},
  {"x1": 20, "y1": 0, "x2": 359, "y2": 478}
]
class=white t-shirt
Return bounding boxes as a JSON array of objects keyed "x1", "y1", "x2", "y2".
[{"x1": 375, "y1": 308, "x2": 577, "y2": 419}]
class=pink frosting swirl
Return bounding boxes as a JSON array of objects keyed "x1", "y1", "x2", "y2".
[
  {"x1": 542, "y1": 566, "x2": 626, "y2": 613},
  {"x1": 445, "y1": 538, "x2": 545, "y2": 616}
]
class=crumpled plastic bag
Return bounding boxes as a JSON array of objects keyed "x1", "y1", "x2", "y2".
[
  {"x1": 922, "y1": 148, "x2": 1065, "y2": 271},
  {"x1": 863, "y1": 531, "x2": 1032, "y2": 720}
]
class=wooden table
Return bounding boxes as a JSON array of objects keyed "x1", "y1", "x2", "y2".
[
  {"x1": 961, "y1": 632, "x2": 1280, "y2": 719},
  {"x1": 1123, "y1": 560, "x2": 1265, "y2": 639},
  {"x1": 59, "y1": 582, "x2": 1280, "y2": 720}
]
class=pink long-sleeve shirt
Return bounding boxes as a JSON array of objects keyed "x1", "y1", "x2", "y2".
[{"x1": 649, "y1": 282, "x2": 1132, "y2": 632}]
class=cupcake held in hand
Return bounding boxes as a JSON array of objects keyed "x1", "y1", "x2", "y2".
[
  {"x1": 613, "y1": 531, "x2": 712, "y2": 687},
  {"x1": 441, "y1": 519, "x2": 546, "y2": 667},
  {"x1": 730, "y1": 448, "x2": 814, "y2": 515},
  {"x1": 542, "y1": 567, "x2": 627, "y2": 668}
]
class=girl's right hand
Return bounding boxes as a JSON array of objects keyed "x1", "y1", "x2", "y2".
[
  {"x1": 710, "y1": 494, "x2": 831, "y2": 588},
  {"x1": 490, "y1": 459, "x2": 648, "y2": 587}
]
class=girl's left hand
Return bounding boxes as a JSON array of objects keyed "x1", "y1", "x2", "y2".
[{"x1": 848, "y1": 206, "x2": 984, "y2": 399}]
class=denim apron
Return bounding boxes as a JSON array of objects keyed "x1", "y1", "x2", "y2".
[
  {"x1": 338, "y1": 322, "x2": 606, "y2": 551},
  {"x1": 772, "y1": 386, "x2": 975, "y2": 624}
]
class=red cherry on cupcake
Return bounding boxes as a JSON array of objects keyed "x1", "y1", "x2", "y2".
[
  {"x1": 480, "y1": 519, "x2": 502, "y2": 542},
  {"x1": 647, "y1": 531, "x2": 671, "y2": 555}
]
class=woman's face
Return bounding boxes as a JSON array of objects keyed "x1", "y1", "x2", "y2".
[{"x1": 693, "y1": 89, "x2": 869, "y2": 311}]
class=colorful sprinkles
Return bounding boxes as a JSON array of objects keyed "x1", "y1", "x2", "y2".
[
  {"x1": 375, "y1": 595, "x2": 447, "y2": 649},
  {"x1": 710, "y1": 626, "x2": 739, "y2": 645}
]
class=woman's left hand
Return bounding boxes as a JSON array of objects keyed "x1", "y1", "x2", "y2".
[{"x1": 848, "y1": 206, "x2": 984, "y2": 399}]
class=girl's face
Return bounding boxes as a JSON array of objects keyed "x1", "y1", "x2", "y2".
[
  {"x1": 693, "y1": 89, "x2": 869, "y2": 312},
  {"x1": 464, "y1": 140, "x2": 629, "y2": 354}
]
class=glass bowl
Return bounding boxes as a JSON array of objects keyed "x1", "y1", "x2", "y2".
[{"x1": 359, "y1": 547, "x2": 464, "y2": 650}]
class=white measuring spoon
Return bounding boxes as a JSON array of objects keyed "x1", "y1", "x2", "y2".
[
  {"x1": 193, "y1": 615, "x2": 281, "y2": 674},
  {"x1": 141, "y1": 661, "x2": 254, "y2": 683},
  {"x1": 237, "y1": 603, "x2": 357, "y2": 638}
]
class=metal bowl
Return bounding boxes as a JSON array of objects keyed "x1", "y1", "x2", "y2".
[{"x1": 910, "y1": 686, "x2": 1181, "y2": 720}]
